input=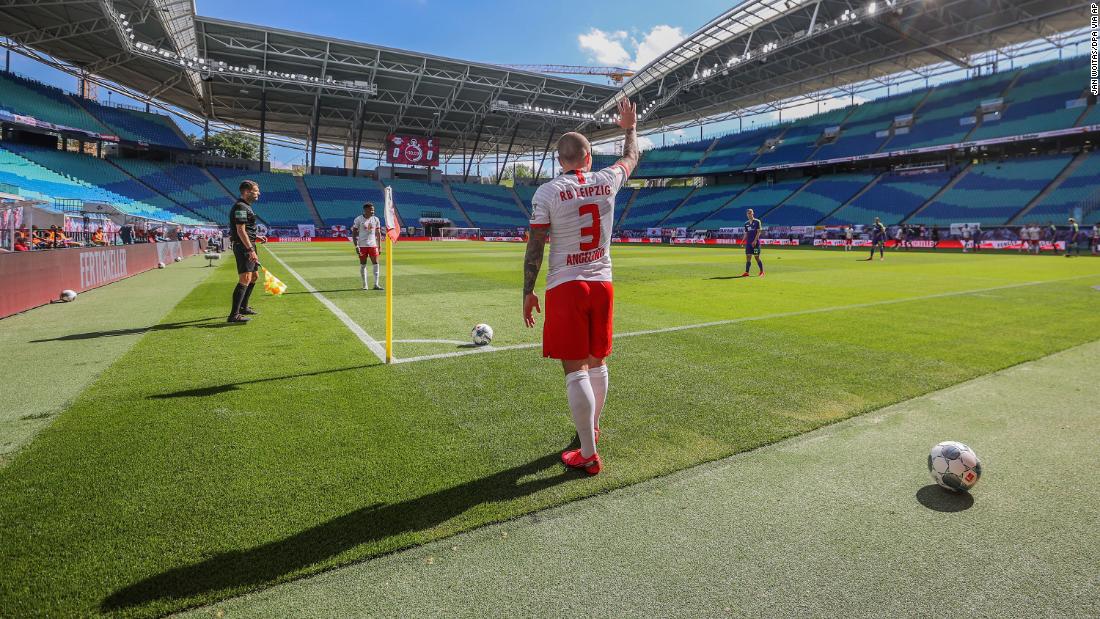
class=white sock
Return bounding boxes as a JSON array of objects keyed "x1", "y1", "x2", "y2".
[
  {"x1": 360, "y1": 264, "x2": 368, "y2": 287},
  {"x1": 373, "y1": 264, "x2": 380, "y2": 286},
  {"x1": 566, "y1": 370, "x2": 597, "y2": 458},
  {"x1": 588, "y1": 365, "x2": 608, "y2": 431}
]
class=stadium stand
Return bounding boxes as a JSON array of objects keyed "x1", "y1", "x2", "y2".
[
  {"x1": 448, "y1": 183, "x2": 529, "y2": 229},
  {"x1": 884, "y1": 70, "x2": 1019, "y2": 151},
  {"x1": 911, "y1": 155, "x2": 1073, "y2": 225},
  {"x1": 813, "y1": 90, "x2": 929, "y2": 160},
  {"x1": 660, "y1": 184, "x2": 750, "y2": 228},
  {"x1": 0, "y1": 72, "x2": 107, "y2": 135},
  {"x1": 967, "y1": 59, "x2": 1089, "y2": 141},
  {"x1": 633, "y1": 141, "x2": 713, "y2": 178},
  {"x1": 765, "y1": 173, "x2": 877, "y2": 225},
  {"x1": 617, "y1": 187, "x2": 693, "y2": 229},
  {"x1": 81, "y1": 101, "x2": 191, "y2": 149},
  {"x1": 2, "y1": 143, "x2": 200, "y2": 220},
  {"x1": 1017, "y1": 152, "x2": 1100, "y2": 224},
  {"x1": 111, "y1": 158, "x2": 234, "y2": 224},
  {"x1": 695, "y1": 178, "x2": 808, "y2": 229},
  {"x1": 0, "y1": 143, "x2": 200, "y2": 223},
  {"x1": 692, "y1": 126, "x2": 777, "y2": 175},
  {"x1": 208, "y1": 168, "x2": 315, "y2": 226},
  {"x1": 752, "y1": 108, "x2": 854, "y2": 167},
  {"x1": 513, "y1": 184, "x2": 536, "y2": 211},
  {"x1": 382, "y1": 178, "x2": 472, "y2": 227},
  {"x1": 825, "y1": 169, "x2": 954, "y2": 225},
  {"x1": 302, "y1": 174, "x2": 385, "y2": 227}
]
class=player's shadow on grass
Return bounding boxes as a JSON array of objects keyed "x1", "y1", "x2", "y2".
[
  {"x1": 29, "y1": 317, "x2": 221, "y2": 342},
  {"x1": 149, "y1": 363, "x2": 384, "y2": 399},
  {"x1": 707, "y1": 275, "x2": 751, "y2": 281},
  {"x1": 915, "y1": 484, "x2": 974, "y2": 512},
  {"x1": 101, "y1": 451, "x2": 575, "y2": 612}
]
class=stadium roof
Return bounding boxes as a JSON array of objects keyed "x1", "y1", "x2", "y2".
[
  {"x1": 595, "y1": 0, "x2": 1090, "y2": 130},
  {"x1": 0, "y1": 0, "x2": 1091, "y2": 159}
]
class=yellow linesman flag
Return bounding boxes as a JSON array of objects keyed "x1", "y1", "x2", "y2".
[{"x1": 262, "y1": 267, "x2": 287, "y2": 295}]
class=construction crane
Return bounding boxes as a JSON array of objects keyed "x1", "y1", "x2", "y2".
[{"x1": 500, "y1": 64, "x2": 635, "y2": 85}]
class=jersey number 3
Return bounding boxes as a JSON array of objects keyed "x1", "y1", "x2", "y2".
[{"x1": 578, "y1": 203, "x2": 601, "y2": 251}]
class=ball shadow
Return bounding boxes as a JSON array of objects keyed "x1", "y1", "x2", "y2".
[{"x1": 915, "y1": 484, "x2": 974, "y2": 512}]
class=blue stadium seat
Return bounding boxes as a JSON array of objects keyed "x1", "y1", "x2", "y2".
[
  {"x1": 886, "y1": 71, "x2": 1018, "y2": 150},
  {"x1": 382, "y1": 178, "x2": 472, "y2": 227},
  {"x1": 695, "y1": 179, "x2": 808, "y2": 229},
  {"x1": 826, "y1": 170, "x2": 953, "y2": 225},
  {"x1": 209, "y1": 168, "x2": 315, "y2": 226},
  {"x1": 82, "y1": 101, "x2": 191, "y2": 149},
  {"x1": 753, "y1": 108, "x2": 854, "y2": 167},
  {"x1": 765, "y1": 174, "x2": 876, "y2": 225},
  {"x1": 911, "y1": 156, "x2": 1072, "y2": 225},
  {"x1": 1018, "y1": 153, "x2": 1100, "y2": 224},
  {"x1": 448, "y1": 183, "x2": 529, "y2": 229},
  {"x1": 303, "y1": 175, "x2": 385, "y2": 227},
  {"x1": 661, "y1": 184, "x2": 749, "y2": 228},
  {"x1": 0, "y1": 72, "x2": 106, "y2": 135},
  {"x1": 618, "y1": 187, "x2": 693, "y2": 229}
]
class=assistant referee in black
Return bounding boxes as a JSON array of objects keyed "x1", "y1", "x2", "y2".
[{"x1": 228, "y1": 180, "x2": 265, "y2": 323}]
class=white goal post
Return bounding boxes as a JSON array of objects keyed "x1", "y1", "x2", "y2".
[{"x1": 435, "y1": 227, "x2": 481, "y2": 239}]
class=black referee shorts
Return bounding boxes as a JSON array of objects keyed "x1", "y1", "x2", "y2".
[{"x1": 233, "y1": 246, "x2": 259, "y2": 274}]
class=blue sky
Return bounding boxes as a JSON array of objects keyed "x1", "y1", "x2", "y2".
[{"x1": 4, "y1": 0, "x2": 1080, "y2": 173}]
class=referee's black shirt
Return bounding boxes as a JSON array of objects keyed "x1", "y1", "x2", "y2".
[{"x1": 229, "y1": 199, "x2": 257, "y2": 249}]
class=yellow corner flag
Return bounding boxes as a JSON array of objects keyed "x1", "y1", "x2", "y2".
[
  {"x1": 383, "y1": 186, "x2": 400, "y2": 363},
  {"x1": 262, "y1": 267, "x2": 287, "y2": 295}
]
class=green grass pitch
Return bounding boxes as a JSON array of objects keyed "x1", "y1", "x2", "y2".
[{"x1": 0, "y1": 243, "x2": 1097, "y2": 617}]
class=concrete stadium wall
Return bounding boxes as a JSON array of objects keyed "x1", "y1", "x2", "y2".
[{"x1": 0, "y1": 240, "x2": 204, "y2": 319}]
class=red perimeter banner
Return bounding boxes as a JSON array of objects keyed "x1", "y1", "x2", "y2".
[
  {"x1": 386, "y1": 134, "x2": 439, "y2": 167},
  {"x1": 0, "y1": 240, "x2": 202, "y2": 318}
]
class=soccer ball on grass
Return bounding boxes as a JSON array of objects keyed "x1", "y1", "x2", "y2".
[
  {"x1": 157, "y1": 261, "x2": 165, "y2": 269},
  {"x1": 471, "y1": 323, "x2": 493, "y2": 346},
  {"x1": 928, "y1": 441, "x2": 982, "y2": 492},
  {"x1": 174, "y1": 256, "x2": 183, "y2": 262},
  {"x1": 59, "y1": 289, "x2": 77, "y2": 302}
]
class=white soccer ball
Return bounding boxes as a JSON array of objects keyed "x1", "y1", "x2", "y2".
[
  {"x1": 173, "y1": 256, "x2": 182, "y2": 263},
  {"x1": 60, "y1": 289, "x2": 77, "y2": 302},
  {"x1": 471, "y1": 323, "x2": 494, "y2": 346},
  {"x1": 928, "y1": 441, "x2": 982, "y2": 492},
  {"x1": 157, "y1": 262, "x2": 165, "y2": 269}
]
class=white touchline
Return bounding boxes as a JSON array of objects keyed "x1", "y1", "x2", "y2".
[
  {"x1": 263, "y1": 246, "x2": 388, "y2": 363},
  {"x1": 391, "y1": 274, "x2": 1100, "y2": 365}
]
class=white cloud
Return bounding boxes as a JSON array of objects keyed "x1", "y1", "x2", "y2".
[
  {"x1": 578, "y1": 29, "x2": 631, "y2": 67},
  {"x1": 578, "y1": 25, "x2": 685, "y2": 70}
]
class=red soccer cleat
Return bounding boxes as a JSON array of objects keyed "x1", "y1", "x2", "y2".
[
  {"x1": 740, "y1": 271, "x2": 750, "y2": 277},
  {"x1": 562, "y1": 449, "x2": 602, "y2": 475},
  {"x1": 758, "y1": 271, "x2": 766, "y2": 277}
]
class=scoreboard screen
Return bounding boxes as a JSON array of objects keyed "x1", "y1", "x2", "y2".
[{"x1": 385, "y1": 134, "x2": 439, "y2": 167}]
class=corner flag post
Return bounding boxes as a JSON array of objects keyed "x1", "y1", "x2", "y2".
[{"x1": 383, "y1": 186, "x2": 399, "y2": 363}]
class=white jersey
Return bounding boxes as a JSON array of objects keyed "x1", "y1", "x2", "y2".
[
  {"x1": 530, "y1": 164, "x2": 629, "y2": 291},
  {"x1": 352, "y1": 215, "x2": 381, "y2": 247}
]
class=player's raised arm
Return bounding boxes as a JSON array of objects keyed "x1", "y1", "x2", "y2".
[
  {"x1": 522, "y1": 226, "x2": 548, "y2": 327},
  {"x1": 614, "y1": 98, "x2": 639, "y2": 178}
]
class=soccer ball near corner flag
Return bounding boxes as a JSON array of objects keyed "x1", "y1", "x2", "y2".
[{"x1": 471, "y1": 324, "x2": 493, "y2": 346}]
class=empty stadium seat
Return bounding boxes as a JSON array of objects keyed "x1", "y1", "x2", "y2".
[
  {"x1": 634, "y1": 140, "x2": 714, "y2": 178},
  {"x1": 448, "y1": 183, "x2": 528, "y2": 230},
  {"x1": 0, "y1": 73, "x2": 106, "y2": 136},
  {"x1": 968, "y1": 59, "x2": 1089, "y2": 141},
  {"x1": 1018, "y1": 152, "x2": 1100, "y2": 224},
  {"x1": 765, "y1": 173, "x2": 877, "y2": 225},
  {"x1": 885, "y1": 70, "x2": 1018, "y2": 151},
  {"x1": 693, "y1": 126, "x2": 776, "y2": 175},
  {"x1": 617, "y1": 187, "x2": 693, "y2": 229},
  {"x1": 0, "y1": 143, "x2": 201, "y2": 224},
  {"x1": 753, "y1": 108, "x2": 854, "y2": 167},
  {"x1": 695, "y1": 179, "x2": 808, "y2": 229},
  {"x1": 826, "y1": 170, "x2": 953, "y2": 225},
  {"x1": 382, "y1": 178, "x2": 472, "y2": 227},
  {"x1": 208, "y1": 168, "x2": 315, "y2": 226},
  {"x1": 303, "y1": 174, "x2": 385, "y2": 227},
  {"x1": 911, "y1": 156, "x2": 1072, "y2": 226},
  {"x1": 111, "y1": 158, "x2": 234, "y2": 224},
  {"x1": 660, "y1": 184, "x2": 749, "y2": 228},
  {"x1": 82, "y1": 101, "x2": 192, "y2": 149}
]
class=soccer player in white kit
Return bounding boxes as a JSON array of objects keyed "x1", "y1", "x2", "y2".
[
  {"x1": 351, "y1": 202, "x2": 384, "y2": 290},
  {"x1": 522, "y1": 98, "x2": 639, "y2": 476}
]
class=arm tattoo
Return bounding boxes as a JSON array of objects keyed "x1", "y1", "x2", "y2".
[
  {"x1": 617, "y1": 127, "x2": 640, "y2": 176},
  {"x1": 522, "y1": 228, "x2": 549, "y2": 297}
]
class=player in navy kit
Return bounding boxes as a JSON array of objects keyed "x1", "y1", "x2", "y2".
[{"x1": 741, "y1": 209, "x2": 764, "y2": 277}]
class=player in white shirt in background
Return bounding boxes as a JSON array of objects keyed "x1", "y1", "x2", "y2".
[
  {"x1": 522, "y1": 98, "x2": 639, "y2": 476},
  {"x1": 351, "y1": 202, "x2": 384, "y2": 290}
]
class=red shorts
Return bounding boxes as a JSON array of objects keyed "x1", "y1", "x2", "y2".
[
  {"x1": 358, "y1": 246, "x2": 379, "y2": 261},
  {"x1": 543, "y1": 280, "x2": 613, "y2": 360}
]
